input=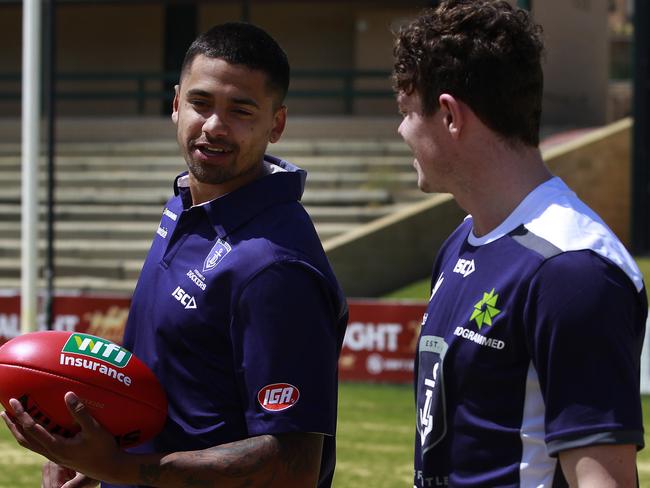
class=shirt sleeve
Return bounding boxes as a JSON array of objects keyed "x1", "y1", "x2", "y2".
[
  {"x1": 231, "y1": 260, "x2": 340, "y2": 437},
  {"x1": 524, "y1": 249, "x2": 647, "y2": 456}
]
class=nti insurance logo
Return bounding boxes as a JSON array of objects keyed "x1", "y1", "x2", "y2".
[{"x1": 62, "y1": 333, "x2": 132, "y2": 368}]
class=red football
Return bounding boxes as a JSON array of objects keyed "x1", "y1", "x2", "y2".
[{"x1": 0, "y1": 330, "x2": 167, "y2": 447}]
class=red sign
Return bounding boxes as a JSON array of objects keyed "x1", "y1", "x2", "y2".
[
  {"x1": 0, "y1": 294, "x2": 426, "y2": 384},
  {"x1": 340, "y1": 300, "x2": 426, "y2": 384},
  {"x1": 0, "y1": 293, "x2": 130, "y2": 347}
]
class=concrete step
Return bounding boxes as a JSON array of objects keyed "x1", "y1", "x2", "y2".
[
  {"x1": 0, "y1": 202, "x2": 405, "y2": 224},
  {"x1": 0, "y1": 276, "x2": 137, "y2": 294},
  {"x1": 0, "y1": 224, "x2": 351, "y2": 285},
  {"x1": 0, "y1": 221, "x2": 158, "y2": 240},
  {"x1": 0, "y1": 220, "x2": 357, "y2": 242},
  {"x1": 0, "y1": 203, "x2": 166, "y2": 222},
  {"x1": 0, "y1": 139, "x2": 411, "y2": 158},
  {"x1": 0, "y1": 257, "x2": 143, "y2": 280},
  {"x1": 309, "y1": 204, "x2": 408, "y2": 222},
  {"x1": 0, "y1": 187, "x2": 393, "y2": 206},
  {"x1": 0, "y1": 218, "x2": 357, "y2": 258},
  {"x1": 0, "y1": 238, "x2": 151, "y2": 260},
  {"x1": 0, "y1": 155, "x2": 414, "y2": 172},
  {"x1": 0, "y1": 116, "x2": 404, "y2": 144},
  {"x1": 0, "y1": 169, "x2": 416, "y2": 190}
]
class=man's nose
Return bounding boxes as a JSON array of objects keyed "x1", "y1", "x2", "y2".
[
  {"x1": 202, "y1": 112, "x2": 228, "y2": 137},
  {"x1": 397, "y1": 119, "x2": 405, "y2": 138}
]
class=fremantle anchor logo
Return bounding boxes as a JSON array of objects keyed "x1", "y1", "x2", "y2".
[{"x1": 203, "y1": 239, "x2": 232, "y2": 273}]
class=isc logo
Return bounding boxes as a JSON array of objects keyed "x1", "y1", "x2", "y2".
[
  {"x1": 257, "y1": 383, "x2": 300, "y2": 412},
  {"x1": 453, "y1": 258, "x2": 476, "y2": 278},
  {"x1": 172, "y1": 286, "x2": 197, "y2": 309},
  {"x1": 61, "y1": 333, "x2": 131, "y2": 368}
]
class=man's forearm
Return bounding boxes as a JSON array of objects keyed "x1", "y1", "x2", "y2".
[
  {"x1": 112, "y1": 432, "x2": 324, "y2": 488},
  {"x1": 559, "y1": 443, "x2": 636, "y2": 487}
]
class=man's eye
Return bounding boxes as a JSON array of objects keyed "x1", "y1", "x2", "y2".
[
  {"x1": 189, "y1": 99, "x2": 208, "y2": 108},
  {"x1": 232, "y1": 108, "x2": 252, "y2": 116}
]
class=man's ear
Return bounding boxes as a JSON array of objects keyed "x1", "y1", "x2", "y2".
[
  {"x1": 269, "y1": 105, "x2": 287, "y2": 144},
  {"x1": 171, "y1": 85, "x2": 180, "y2": 125},
  {"x1": 438, "y1": 93, "x2": 463, "y2": 139}
]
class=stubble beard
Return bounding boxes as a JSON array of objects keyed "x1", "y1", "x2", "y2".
[
  {"x1": 186, "y1": 157, "x2": 234, "y2": 185},
  {"x1": 184, "y1": 147, "x2": 264, "y2": 187}
]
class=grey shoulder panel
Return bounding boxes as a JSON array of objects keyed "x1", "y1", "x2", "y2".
[{"x1": 508, "y1": 224, "x2": 563, "y2": 259}]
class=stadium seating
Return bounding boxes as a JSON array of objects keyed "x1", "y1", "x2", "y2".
[{"x1": 0, "y1": 119, "x2": 421, "y2": 294}]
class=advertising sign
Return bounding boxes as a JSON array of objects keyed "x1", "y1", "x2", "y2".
[
  {"x1": 0, "y1": 293, "x2": 426, "y2": 384},
  {"x1": 339, "y1": 300, "x2": 426, "y2": 384},
  {"x1": 0, "y1": 294, "x2": 129, "y2": 347}
]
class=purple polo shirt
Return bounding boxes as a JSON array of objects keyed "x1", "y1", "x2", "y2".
[{"x1": 103, "y1": 156, "x2": 348, "y2": 488}]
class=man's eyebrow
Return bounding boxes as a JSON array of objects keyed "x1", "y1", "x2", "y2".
[
  {"x1": 184, "y1": 89, "x2": 260, "y2": 109},
  {"x1": 185, "y1": 89, "x2": 212, "y2": 98},
  {"x1": 231, "y1": 96, "x2": 260, "y2": 109}
]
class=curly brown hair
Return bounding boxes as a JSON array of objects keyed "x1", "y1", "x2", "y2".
[{"x1": 393, "y1": 0, "x2": 544, "y2": 146}]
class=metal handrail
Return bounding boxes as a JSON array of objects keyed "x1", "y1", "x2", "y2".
[{"x1": 0, "y1": 70, "x2": 395, "y2": 114}]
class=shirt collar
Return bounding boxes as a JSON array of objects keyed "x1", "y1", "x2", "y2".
[{"x1": 172, "y1": 154, "x2": 307, "y2": 238}]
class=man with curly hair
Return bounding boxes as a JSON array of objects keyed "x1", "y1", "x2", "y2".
[{"x1": 393, "y1": 1, "x2": 646, "y2": 486}]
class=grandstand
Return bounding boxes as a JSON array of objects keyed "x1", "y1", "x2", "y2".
[
  {"x1": 0, "y1": 116, "x2": 635, "y2": 297},
  {"x1": 0, "y1": 116, "x2": 424, "y2": 294}
]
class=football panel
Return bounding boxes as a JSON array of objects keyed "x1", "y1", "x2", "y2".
[{"x1": 0, "y1": 363, "x2": 166, "y2": 447}]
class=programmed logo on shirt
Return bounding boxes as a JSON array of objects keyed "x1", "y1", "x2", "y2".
[{"x1": 203, "y1": 239, "x2": 232, "y2": 273}]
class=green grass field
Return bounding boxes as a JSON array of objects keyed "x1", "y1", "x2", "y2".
[{"x1": 0, "y1": 386, "x2": 649, "y2": 487}]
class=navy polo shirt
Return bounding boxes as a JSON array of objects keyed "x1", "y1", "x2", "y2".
[{"x1": 104, "y1": 156, "x2": 348, "y2": 488}]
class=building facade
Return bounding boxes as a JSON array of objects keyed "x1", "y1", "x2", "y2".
[{"x1": 0, "y1": 0, "x2": 613, "y2": 126}]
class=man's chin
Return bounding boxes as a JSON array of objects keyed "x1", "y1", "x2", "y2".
[
  {"x1": 417, "y1": 179, "x2": 438, "y2": 194},
  {"x1": 187, "y1": 165, "x2": 232, "y2": 186}
]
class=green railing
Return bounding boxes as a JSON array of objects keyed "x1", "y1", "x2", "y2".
[{"x1": 0, "y1": 70, "x2": 395, "y2": 114}]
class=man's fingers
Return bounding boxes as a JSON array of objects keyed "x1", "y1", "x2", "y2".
[
  {"x1": 0, "y1": 410, "x2": 30, "y2": 446},
  {"x1": 7, "y1": 398, "x2": 57, "y2": 444},
  {"x1": 64, "y1": 392, "x2": 99, "y2": 433},
  {"x1": 61, "y1": 473, "x2": 100, "y2": 488}
]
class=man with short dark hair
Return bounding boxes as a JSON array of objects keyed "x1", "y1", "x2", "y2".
[
  {"x1": 393, "y1": 1, "x2": 646, "y2": 486},
  {"x1": 2, "y1": 22, "x2": 348, "y2": 488}
]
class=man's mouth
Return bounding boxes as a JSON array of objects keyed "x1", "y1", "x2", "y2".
[{"x1": 195, "y1": 144, "x2": 234, "y2": 157}]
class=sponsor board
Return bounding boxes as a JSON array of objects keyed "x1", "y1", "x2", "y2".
[
  {"x1": 339, "y1": 300, "x2": 426, "y2": 384},
  {"x1": 0, "y1": 294, "x2": 428, "y2": 384},
  {"x1": 0, "y1": 294, "x2": 130, "y2": 347}
]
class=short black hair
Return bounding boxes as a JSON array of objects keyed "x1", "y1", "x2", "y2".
[
  {"x1": 181, "y1": 22, "x2": 290, "y2": 105},
  {"x1": 393, "y1": 0, "x2": 544, "y2": 146}
]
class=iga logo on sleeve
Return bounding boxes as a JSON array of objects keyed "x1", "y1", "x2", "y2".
[{"x1": 257, "y1": 383, "x2": 300, "y2": 411}]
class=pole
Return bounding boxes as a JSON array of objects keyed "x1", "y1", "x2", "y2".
[
  {"x1": 43, "y1": 0, "x2": 57, "y2": 330},
  {"x1": 632, "y1": 0, "x2": 649, "y2": 254},
  {"x1": 241, "y1": 0, "x2": 250, "y2": 22},
  {"x1": 21, "y1": 0, "x2": 41, "y2": 334}
]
